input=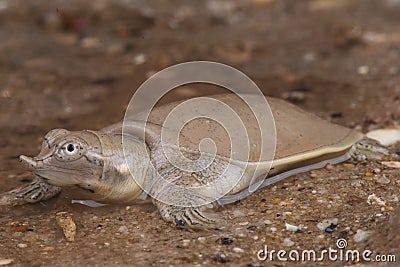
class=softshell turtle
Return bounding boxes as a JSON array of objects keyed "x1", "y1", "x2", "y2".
[{"x1": 0, "y1": 94, "x2": 387, "y2": 229}]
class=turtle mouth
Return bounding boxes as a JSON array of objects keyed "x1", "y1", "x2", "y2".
[
  {"x1": 20, "y1": 155, "x2": 42, "y2": 168},
  {"x1": 20, "y1": 155, "x2": 52, "y2": 182},
  {"x1": 19, "y1": 155, "x2": 80, "y2": 186}
]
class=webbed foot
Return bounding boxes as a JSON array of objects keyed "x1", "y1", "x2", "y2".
[
  {"x1": 0, "y1": 176, "x2": 61, "y2": 206},
  {"x1": 156, "y1": 203, "x2": 222, "y2": 230},
  {"x1": 350, "y1": 137, "x2": 389, "y2": 162}
]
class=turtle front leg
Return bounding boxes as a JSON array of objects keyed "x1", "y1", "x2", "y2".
[
  {"x1": 151, "y1": 185, "x2": 222, "y2": 230},
  {"x1": 155, "y1": 201, "x2": 221, "y2": 230},
  {"x1": 0, "y1": 176, "x2": 61, "y2": 206},
  {"x1": 350, "y1": 137, "x2": 390, "y2": 162}
]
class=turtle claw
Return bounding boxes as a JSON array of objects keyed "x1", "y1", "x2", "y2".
[
  {"x1": 158, "y1": 204, "x2": 222, "y2": 230},
  {"x1": 350, "y1": 137, "x2": 389, "y2": 162},
  {"x1": 0, "y1": 176, "x2": 61, "y2": 206}
]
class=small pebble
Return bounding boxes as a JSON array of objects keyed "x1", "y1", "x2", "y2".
[
  {"x1": 0, "y1": 259, "x2": 13, "y2": 266},
  {"x1": 56, "y1": 212, "x2": 76, "y2": 242},
  {"x1": 104, "y1": 242, "x2": 110, "y2": 247},
  {"x1": 367, "y1": 194, "x2": 386, "y2": 206},
  {"x1": 373, "y1": 168, "x2": 381, "y2": 174},
  {"x1": 283, "y1": 238, "x2": 295, "y2": 247},
  {"x1": 233, "y1": 247, "x2": 244, "y2": 253},
  {"x1": 303, "y1": 52, "x2": 316, "y2": 62},
  {"x1": 263, "y1": 219, "x2": 272, "y2": 225},
  {"x1": 118, "y1": 226, "x2": 129, "y2": 233},
  {"x1": 232, "y1": 209, "x2": 245, "y2": 217},
  {"x1": 366, "y1": 129, "x2": 400, "y2": 146},
  {"x1": 357, "y1": 65, "x2": 370, "y2": 75},
  {"x1": 325, "y1": 164, "x2": 334, "y2": 170},
  {"x1": 270, "y1": 227, "x2": 277, "y2": 232},
  {"x1": 285, "y1": 223, "x2": 301, "y2": 232},
  {"x1": 239, "y1": 221, "x2": 249, "y2": 226},
  {"x1": 133, "y1": 53, "x2": 147, "y2": 65},
  {"x1": 353, "y1": 229, "x2": 372, "y2": 242},
  {"x1": 376, "y1": 177, "x2": 390, "y2": 184},
  {"x1": 317, "y1": 218, "x2": 338, "y2": 232},
  {"x1": 381, "y1": 161, "x2": 400, "y2": 168},
  {"x1": 310, "y1": 172, "x2": 318, "y2": 178},
  {"x1": 198, "y1": 237, "x2": 206, "y2": 242},
  {"x1": 17, "y1": 243, "x2": 27, "y2": 248}
]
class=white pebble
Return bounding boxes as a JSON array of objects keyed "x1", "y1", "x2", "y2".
[
  {"x1": 283, "y1": 238, "x2": 295, "y2": 247},
  {"x1": 0, "y1": 259, "x2": 13, "y2": 266},
  {"x1": 354, "y1": 229, "x2": 372, "y2": 243},
  {"x1": 263, "y1": 219, "x2": 272, "y2": 225},
  {"x1": 17, "y1": 243, "x2": 27, "y2": 248},
  {"x1": 198, "y1": 237, "x2": 206, "y2": 242},
  {"x1": 233, "y1": 247, "x2": 244, "y2": 253},
  {"x1": 285, "y1": 223, "x2": 301, "y2": 232},
  {"x1": 376, "y1": 177, "x2": 390, "y2": 184},
  {"x1": 270, "y1": 227, "x2": 277, "y2": 232},
  {"x1": 133, "y1": 53, "x2": 147, "y2": 65},
  {"x1": 303, "y1": 52, "x2": 316, "y2": 62},
  {"x1": 357, "y1": 65, "x2": 370, "y2": 75},
  {"x1": 366, "y1": 128, "x2": 400, "y2": 146},
  {"x1": 381, "y1": 161, "x2": 400, "y2": 169},
  {"x1": 118, "y1": 226, "x2": 129, "y2": 233}
]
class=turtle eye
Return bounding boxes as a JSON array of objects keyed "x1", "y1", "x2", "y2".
[
  {"x1": 65, "y1": 143, "x2": 77, "y2": 155},
  {"x1": 56, "y1": 141, "x2": 84, "y2": 160}
]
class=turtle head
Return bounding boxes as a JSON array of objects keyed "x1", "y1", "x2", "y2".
[
  {"x1": 20, "y1": 129, "x2": 105, "y2": 192},
  {"x1": 20, "y1": 128, "x2": 149, "y2": 203}
]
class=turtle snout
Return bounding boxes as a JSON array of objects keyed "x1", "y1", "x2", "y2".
[{"x1": 19, "y1": 155, "x2": 39, "y2": 168}]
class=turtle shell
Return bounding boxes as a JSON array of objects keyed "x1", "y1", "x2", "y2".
[{"x1": 104, "y1": 93, "x2": 363, "y2": 177}]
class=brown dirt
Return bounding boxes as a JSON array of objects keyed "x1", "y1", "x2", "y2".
[{"x1": 0, "y1": 0, "x2": 399, "y2": 266}]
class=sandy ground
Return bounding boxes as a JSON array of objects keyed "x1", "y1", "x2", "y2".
[{"x1": 0, "y1": 0, "x2": 399, "y2": 266}]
